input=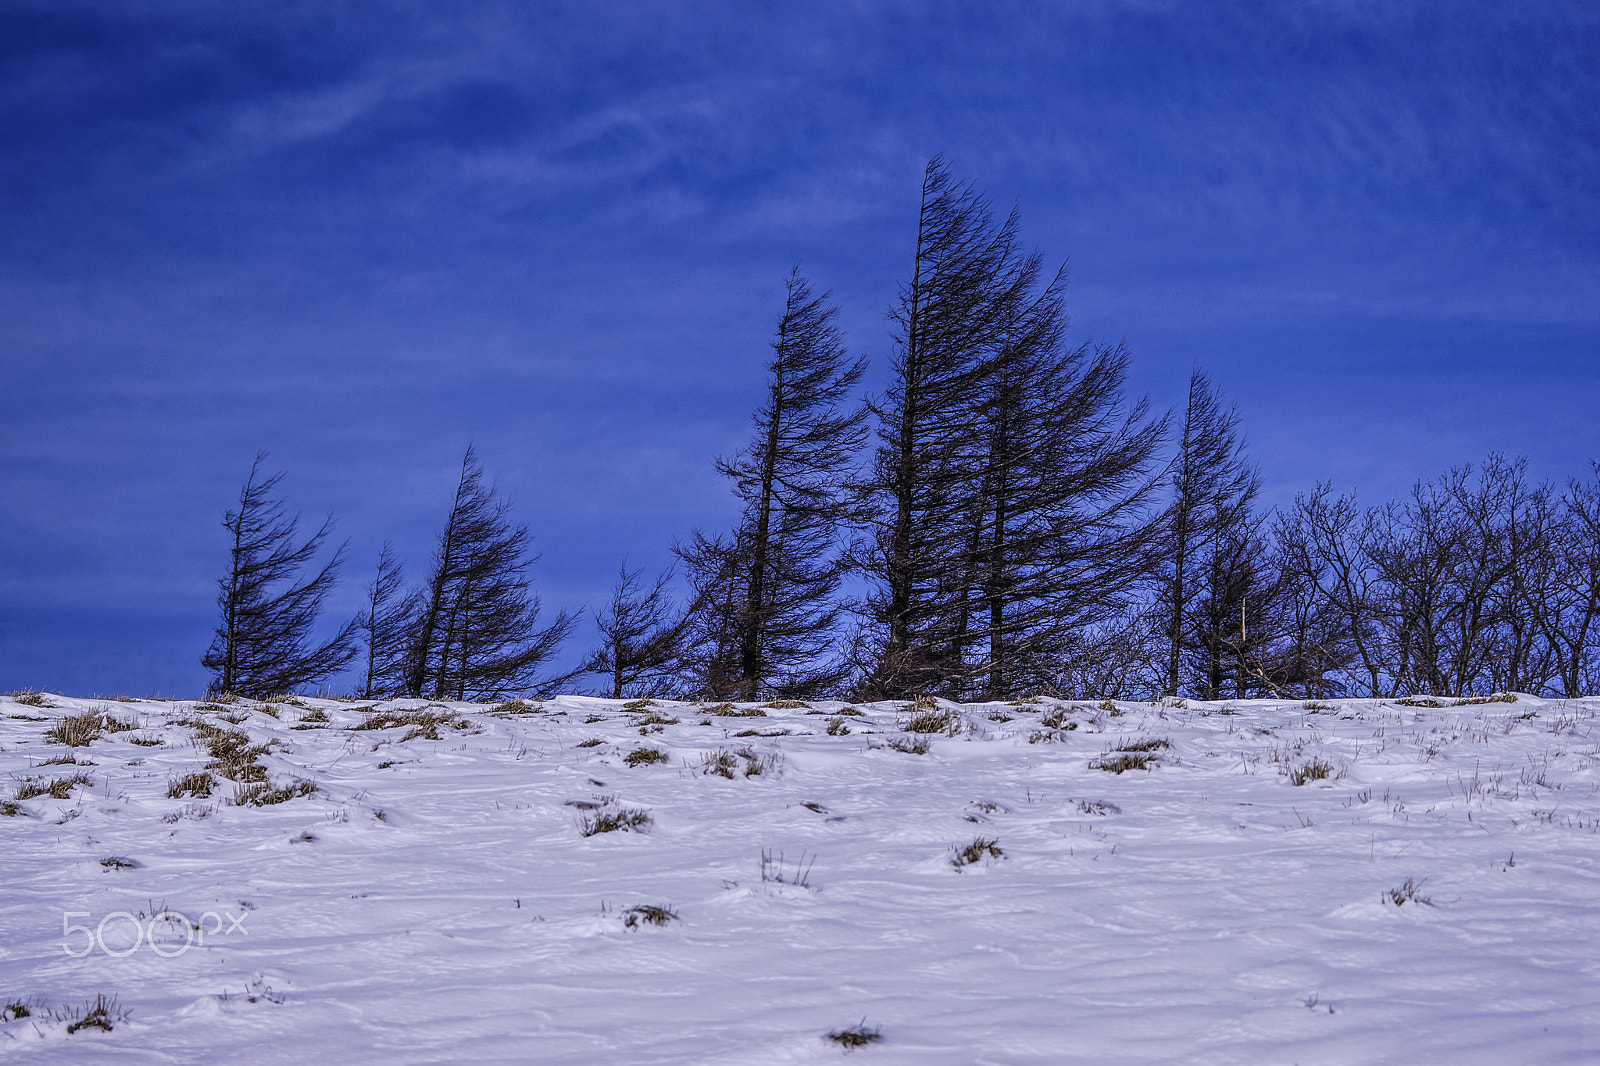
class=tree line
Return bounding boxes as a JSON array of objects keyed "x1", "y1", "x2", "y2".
[{"x1": 203, "y1": 158, "x2": 1600, "y2": 703}]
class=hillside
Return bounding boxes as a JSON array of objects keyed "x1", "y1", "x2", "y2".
[{"x1": 1, "y1": 690, "x2": 1597, "y2": 1063}]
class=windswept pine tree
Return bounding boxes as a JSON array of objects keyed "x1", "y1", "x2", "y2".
[
  {"x1": 1160, "y1": 367, "x2": 1258, "y2": 697},
  {"x1": 402, "y1": 446, "x2": 575, "y2": 701},
  {"x1": 960, "y1": 262, "x2": 1167, "y2": 697},
  {"x1": 857, "y1": 157, "x2": 1165, "y2": 699},
  {"x1": 678, "y1": 267, "x2": 866, "y2": 699},
  {"x1": 581, "y1": 561, "x2": 686, "y2": 699},
  {"x1": 356, "y1": 543, "x2": 422, "y2": 699},
  {"x1": 857, "y1": 159, "x2": 1022, "y2": 697},
  {"x1": 202, "y1": 453, "x2": 357, "y2": 698}
]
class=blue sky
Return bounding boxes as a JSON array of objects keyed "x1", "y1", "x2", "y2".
[{"x1": 2, "y1": 1, "x2": 1596, "y2": 696}]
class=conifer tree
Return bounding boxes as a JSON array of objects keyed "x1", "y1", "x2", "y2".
[
  {"x1": 403, "y1": 447, "x2": 574, "y2": 700},
  {"x1": 858, "y1": 157, "x2": 1165, "y2": 699},
  {"x1": 858, "y1": 158, "x2": 1022, "y2": 697},
  {"x1": 356, "y1": 543, "x2": 421, "y2": 699},
  {"x1": 1160, "y1": 368, "x2": 1258, "y2": 697},
  {"x1": 581, "y1": 561, "x2": 686, "y2": 699},
  {"x1": 202, "y1": 453, "x2": 357, "y2": 698},
  {"x1": 678, "y1": 267, "x2": 866, "y2": 699},
  {"x1": 961, "y1": 262, "x2": 1166, "y2": 697}
]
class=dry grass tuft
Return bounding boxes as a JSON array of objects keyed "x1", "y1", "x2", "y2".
[
  {"x1": 233, "y1": 779, "x2": 317, "y2": 806},
  {"x1": 351, "y1": 708, "x2": 470, "y2": 742},
  {"x1": 578, "y1": 804, "x2": 652, "y2": 836},
  {"x1": 951, "y1": 836, "x2": 1004, "y2": 868},
  {"x1": 622, "y1": 904, "x2": 678, "y2": 929},
  {"x1": 1092, "y1": 752, "x2": 1156, "y2": 774},
  {"x1": 45, "y1": 710, "x2": 104, "y2": 747},
  {"x1": 624, "y1": 747, "x2": 667, "y2": 767},
  {"x1": 167, "y1": 772, "x2": 215, "y2": 799},
  {"x1": 1386, "y1": 877, "x2": 1433, "y2": 907},
  {"x1": 1288, "y1": 758, "x2": 1333, "y2": 786},
  {"x1": 700, "y1": 747, "x2": 780, "y2": 778},
  {"x1": 63, "y1": 994, "x2": 126, "y2": 1034},
  {"x1": 887, "y1": 735, "x2": 931, "y2": 755},
  {"x1": 15, "y1": 773, "x2": 94, "y2": 800},
  {"x1": 903, "y1": 708, "x2": 959, "y2": 735},
  {"x1": 701, "y1": 702, "x2": 767, "y2": 718},
  {"x1": 825, "y1": 1022, "x2": 881, "y2": 1049}
]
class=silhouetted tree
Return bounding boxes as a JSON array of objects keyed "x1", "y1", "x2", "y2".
[
  {"x1": 857, "y1": 158, "x2": 1033, "y2": 697},
  {"x1": 1280, "y1": 483, "x2": 1387, "y2": 696},
  {"x1": 1160, "y1": 368, "x2": 1258, "y2": 696},
  {"x1": 581, "y1": 561, "x2": 686, "y2": 699},
  {"x1": 961, "y1": 265, "x2": 1166, "y2": 698},
  {"x1": 1179, "y1": 508, "x2": 1285, "y2": 699},
  {"x1": 857, "y1": 159, "x2": 1166, "y2": 699},
  {"x1": 1550, "y1": 463, "x2": 1600, "y2": 696},
  {"x1": 403, "y1": 447, "x2": 575, "y2": 701},
  {"x1": 356, "y1": 543, "x2": 421, "y2": 699},
  {"x1": 202, "y1": 453, "x2": 357, "y2": 698},
  {"x1": 1269, "y1": 503, "x2": 1362, "y2": 698},
  {"x1": 679, "y1": 267, "x2": 865, "y2": 699}
]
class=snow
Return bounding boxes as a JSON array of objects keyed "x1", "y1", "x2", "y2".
[{"x1": 1, "y1": 691, "x2": 1597, "y2": 1063}]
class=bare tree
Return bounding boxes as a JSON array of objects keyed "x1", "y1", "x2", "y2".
[
  {"x1": 1282, "y1": 484, "x2": 1387, "y2": 696},
  {"x1": 1053, "y1": 605, "x2": 1165, "y2": 700},
  {"x1": 1549, "y1": 463, "x2": 1600, "y2": 696},
  {"x1": 1269, "y1": 504, "x2": 1362, "y2": 698},
  {"x1": 1178, "y1": 507, "x2": 1287, "y2": 699},
  {"x1": 581, "y1": 561, "x2": 686, "y2": 699},
  {"x1": 403, "y1": 447, "x2": 575, "y2": 701},
  {"x1": 1275, "y1": 455, "x2": 1593, "y2": 699},
  {"x1": 202, "y1": 453, "x2": 357, "y2": 698}
]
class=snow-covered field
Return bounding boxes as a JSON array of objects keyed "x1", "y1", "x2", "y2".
[{"x1": 1, "y1": 690, "x2": 1597, "y2": 1064}]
